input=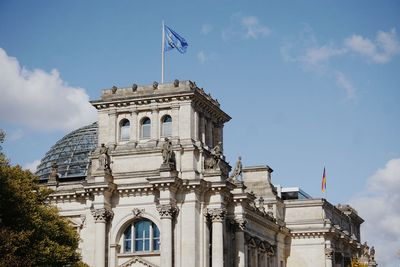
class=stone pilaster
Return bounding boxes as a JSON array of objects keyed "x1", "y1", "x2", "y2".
[
  {"x1": 207, "y1": 208, "x2": 226, "y2": 267},
  {"x1": 235, "y1": 219, "x2": 247, "y2": 267},
  {"x1": 157, "y1": 204, "x2": 178, "y2": 267},
  {"x1": 91, "y1": 208, "x2": 113, "y2": 267}
]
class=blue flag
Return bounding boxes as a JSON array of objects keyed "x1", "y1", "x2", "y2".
[{"x1": 164, "y1": 25, "x2": 188, "y2": 54}]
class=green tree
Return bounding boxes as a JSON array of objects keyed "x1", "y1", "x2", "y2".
[{"x1": 0, "y1": 130, "x2": 87, "y2": 267}]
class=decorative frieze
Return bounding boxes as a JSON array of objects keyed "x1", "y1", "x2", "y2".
[
  {"x1": 132, "y1": 208, "x2": 145, "y2": 218},
  {"x1": 91, "y1": 208, "x2": 114, "y2": 223}
]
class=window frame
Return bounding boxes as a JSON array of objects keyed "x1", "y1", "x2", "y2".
[
  {"x1": 122, "y1": 219, "x2": 160, "y2": 254},
  {"x1": 161, "y1": 115, "x2": 172, "y2": 137},
  {"x1": 119, "y1": 119, "x2": 131, "y2": 141},
  {"x1": 140, "y1": 117, "x2": 151, "y2": 139}
]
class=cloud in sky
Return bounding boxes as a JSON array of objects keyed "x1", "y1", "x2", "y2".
[
  {"x1": 350, "y1": 158, "x2": 400, "y2": 267},
  {"x1": 197, "y1": 51, "x2": 217, "y2": 64},
  {"x1": 345, "y1": 28, "x2": 400, "y2": 64},
  {"x1": 0, "y1": 48, "x2": 97, "y2": 131},
  {"x1": 335, "y1": 71, "x2": 356, "y2": 99},
  {"x1": 201, "y1": 24, "x2": 213, "y2": 35},
  {"x1": 23, "y1": 159, "x2": 41, "y2": 173},
  {"x1": 222, "y1": 14, "x2": 270, "y2": 40}
]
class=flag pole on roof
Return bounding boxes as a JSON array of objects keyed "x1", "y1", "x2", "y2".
[{"x1": 161, "y1": 22, "x2": 189, "y2": 84}]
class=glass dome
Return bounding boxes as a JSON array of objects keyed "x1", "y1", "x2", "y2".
[{"x1": 36, "y1": 122, "x2": 98, "y2": 180}]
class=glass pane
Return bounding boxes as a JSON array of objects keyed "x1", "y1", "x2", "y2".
[
  {"x1": 162, "y1": 122, "x2": 172, "y2": 136},
  {"x1": 142, "y1": 125, "x2": 151, "y2": 138},
  {"x1": 135, "y1": 240, "x2": 143, "y2": 252},
  {"x1": 124, "y1": 227, "x2": 131, "y2": 239},
  {"x1": 135, "y1": 221, "x2": 150, "y2": 238},
  {"x1": 144, "y1": 239, "x2": 150, "y2": 251},
  {"x1": 153, "y1": 224, "x2": 160, "y2": 238},
  {"x1": 124, "y1": 240, "x2": 131, "y2": 252},
  {"x1": 121, "y1": 125, "x2": 130, "y2": 141},
  {"x1": 153, "y1": 237, "x2": 160, "y2": 251}
]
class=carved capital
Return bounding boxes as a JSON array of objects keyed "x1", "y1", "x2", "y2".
[
  {"x1": 157, "y1": 204, "x2": 178, "y2": 219},
  {"x1": 207, "y1": 208, "x2": 226, "y2": 222},
  {"x1": 235, "y1": 219, "x2": 247, "y2": 231},
  {"x1": 325, "y1": 247, "x2": 334, "y2": 259},
  {"x1": 91, "y1": 208, "x2": 113, "y2": 223}
]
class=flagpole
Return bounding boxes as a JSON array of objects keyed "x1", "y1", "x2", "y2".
[{"x1": 161, "y1": 20, "x2": 165, "y2": 84}]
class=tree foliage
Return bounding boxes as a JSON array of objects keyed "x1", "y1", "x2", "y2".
[{"x1": 0, "y1": 130, "x2": 87, "y2": 266}]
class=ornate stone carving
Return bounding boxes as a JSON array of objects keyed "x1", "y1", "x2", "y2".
[
  {"x1": 132, "y1": 83, "x2": 138, "y2": 92},
  {"x1": 173, "y1": 79, "x2": 179, "y2": 87},
  {"x1": 258, "y1": 197, "x2": 266, "y2": 213},
  {"x1": 48, "y1": 161, "x2": 59, "y2": 184},
  {"x1": 230, "y1": 156, "x2": 243, "y2": 181},
  {"x1": 235, "y1": 219, "x2": 247, "y2": 231},
  {"x1": 157, "y1": 204, "x2": 178, "y2": 219},
  {"x1": 207, "y1": 208, "x2": 226, "y2": 222},
  {"x1": 204, "y1": 142, "x2": 223, "y2": 170},
  {"x1": 189, "y1": 80, "x2": 196, "y2": 89},
  {"x1": 325, "y1": 247, "x2": 334, "y2": 259},
  {"x1": 132, "y1": 208, "x2": 145, "y2": 218},
  {"x1": 91, "y1": 208, "x2": 113, "y2": 223},
  {"x1": 98, "y1": 143, "x2": 111, "y2": 171},
  {"x1": 112, "y1": 85, "x2": 117, "y2": 94},
  {"x1": 161, "y1": 138, "x2": 175, "y2": 165},
  {"x1": 153, "y1": 81, "x2": 158, "y2": 89},
  {"x1": 80, "y1": 214, "x2": 86, "y2": 228}
]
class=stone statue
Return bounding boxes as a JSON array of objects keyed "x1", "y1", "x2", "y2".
[
  {"x1": 173, "y1": 79, "x2": 179, "y2": 87},
  {"x1": 213, "y1": 142, "x2": 222, "y2": 158},
  {"x1": 49, "y1": 161, "x2": 59, "y2": 183},
  {"x1": 230, "y1": 156, "x2": 243, "y2": 181},
  {"x1": 153, "y1": 81, "x2": 158, "y2": 89},
  {"x1": 112, "y1": 85, "x2": 117, "y2": 94},
  {"x1": 132, "y1": 83, "x2": 138, "y2": 92},
  {"x1": 99, "y1": 143, "x2": 111, "y2": 170},
  {"x1": 370, "y1": 246, "x2": 375, "y2": 259},
  {"x1": 161, "y1": 138, "x2": 173, "y2": 164}
]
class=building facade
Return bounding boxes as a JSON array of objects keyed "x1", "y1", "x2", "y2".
[{"x1": 36, "y1": 81, "x2": 376, "y2": 267}]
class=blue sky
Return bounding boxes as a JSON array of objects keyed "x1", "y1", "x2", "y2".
[{"x1": 0, "y1": 1, "x2": 399, "y2": 265}]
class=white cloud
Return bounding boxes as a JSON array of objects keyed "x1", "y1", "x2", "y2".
[
  {"x1": 350, "y1": 158, "x2": 400, "y2": 267},
  {"x1": 335, "y1": 71, "x2": 356, "y2": 99},
  {"x1": 222, "y1": 14, "x2": 270, "y2": 40},
  {"x1": 345, "y1": 28, "x2": 400, "y2": 64},
  {"x1": 197, "y1": 51, "x2": 207, "y2": 63},
  {"x1": 240, "y1": 16, "x2": 270, "y2": 39},
  {"x1": 23, "y1": 159, "x2": 41, "y2": 173},
  {"x1": 304, "y1": 45, "x2": 346, "y2": 67},
  {"x1": 0, "y1": 48, "x2": 96, "y2": 131},
  {"x1": 201, "y1": 24, "x2": 213, "y2": 35}
]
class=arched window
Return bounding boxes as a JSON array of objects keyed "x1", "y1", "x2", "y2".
[
  {"x1": 141, "y1": 117, "x2": 151, "y2": 139},
  {"x1": 161, "y1": 115, "x2": 172, "y2": 137},
  {"x1": 123, "y1": 219, "x2": 160, "y2": 253},
  {"x1": 120, "y1": 119, "x2": 130, "y2": 141}
]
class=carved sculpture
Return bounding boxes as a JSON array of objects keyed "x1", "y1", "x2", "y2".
[
  {"x1": 173, "y1": 79, "x2": 179, "y2": 87},
  {"x1": 153, "y1": 81, "x2": 158, "y2": 89},
  {"x1": 48, "y1": 161, "x2": 59, "y2": 184},
  {"x1": 132, "y1": 83, "x2": 138, "y2": 92},
  {"x1": 161, "y1": 138, "x2": 173, "y2": 164},
  {"x1": 112, "y1": 85, "x2": 117, "y2": 94},
  {"x1": 99, "y1": 143, "x2": 111, "y2": 170},
  {"x1": 157, "y1": 204, "x2": 178, "y2": 218},
  {"x1": 230, "y1": 156, "x2": 243, "y2": 181},
  {"x1": 91, "y1": 208, "x2": 113, "y2": 223}
]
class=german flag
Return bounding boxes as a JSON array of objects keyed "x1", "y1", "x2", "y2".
[{"x1": 321, "y1": 167, "x2": 327, "y2": 192}]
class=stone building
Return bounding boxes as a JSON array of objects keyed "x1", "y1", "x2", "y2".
[{"x1": 36, "y1": 81, "x2": 376, "y2": 267}]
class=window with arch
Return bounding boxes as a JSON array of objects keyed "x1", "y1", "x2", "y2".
[
  {"x1": 141, "y1": 117, "x2": 151, "y2": 139},
  {"x1": 123, "y1": 219, "x2": 160, "y2": 253},
  {"x1": 161, "y1": 115, "x2": 172, "y2": 137},
  {"x1": 120, "y1": 119, "x2": 130, "y2": 141}
]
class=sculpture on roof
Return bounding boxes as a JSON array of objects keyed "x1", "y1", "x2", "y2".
[
  {"x1": 230, "y1": 156, "x2": 243, "y2": 181},
  {"x1": 48, "y1": 161, "x2": 59, "y2": 184}
]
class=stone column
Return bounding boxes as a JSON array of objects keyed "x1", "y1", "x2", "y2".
[
  {"x1": 235, "y1": 220, "x2": 247, "y2": 267},
  {"x1": 151, "y1": 108, "x2": 159, "y2": 140},
  {"x1": 91, "y1": 208, "x2": 113, "y2": 267},
  {"x1": 131, "y1": 110, "x2": 138, "y2": 142},
  {"x1": 108, "y1": 109, "x2": 117, "y2": 145},
  {"x1": 171, "y1": 105, "x2": 179, "y2": 139},
  {"x1": 157, "y1": 205, "x2": 177, "y2": 267},
  {"x1": 209, "y1": 208, "x2": 226, "y2": 267}
]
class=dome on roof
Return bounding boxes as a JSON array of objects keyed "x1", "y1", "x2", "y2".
[{"x1": 36, "y1": 122, "x2": 98, "y2": 180}]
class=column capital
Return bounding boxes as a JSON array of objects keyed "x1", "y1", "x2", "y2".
[
  {"x1": 157, "y1": 204, "x2": 178, "y2": 219},
  {"x1": 235, "y1": 218, "x2": 247, "y2": 231},
  {"x1": 325, "y1": 247, "x2": 334, "y2": 259},
  {"x1": 91, "y1": 208, "x2": 113, "y2": 223},
  {"x1": 207, "y1": 208, "x2": 226, "y2": 222}
]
